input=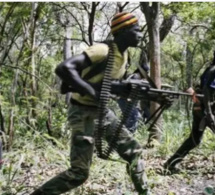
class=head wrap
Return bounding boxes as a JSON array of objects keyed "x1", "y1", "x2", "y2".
[{"x1": 111, "y1": 12, "x2": 138, "y2": 35}]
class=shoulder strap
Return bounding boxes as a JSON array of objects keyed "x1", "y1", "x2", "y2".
[{"x1": 82, "y1": 58, "x2": 108, "y2": 80}]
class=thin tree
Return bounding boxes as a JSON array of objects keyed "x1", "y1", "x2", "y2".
[{"x1": 140, "y1": 2, "x2": 162, "y2": 144}]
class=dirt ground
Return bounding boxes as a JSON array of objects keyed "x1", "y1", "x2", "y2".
[{"x1": 9, "y1": 148, "x2": 214, "y2": 195}]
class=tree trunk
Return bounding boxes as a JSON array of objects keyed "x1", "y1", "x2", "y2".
[
  {"x1": 0, "y1": 104, "x2": 5, "y2": 134},
  {"x1": 141, "y1": 2, "x2": 162, "y2": 144},
  {"x1": 0, "y1": 104, "x2": 6, "y2": 151},
  {"x1": 29, "y1": 2, "x2": 41, "y2": 120},
  {"x1": 7, "y1": 69, "x2": 19, "y2": 151},
  {"x1": 148, "y1": 15, "x2": 162, "y2": 143},
  {"x1": 88, "y1": 2, "x2": 98, "y2": 45},
  {"x1": 0, "y1": 4, "x2": 19, "y2": 66},
  {"x1": 54, "y1": 5, "x2": 73, "y2": 105},
  {"x1": 186, "y1": 44, "x2": 193, "y2": 88},
  {"x1": 117, "y1": 2, "x2": 129, "y2": 12},
  {"x1": 160, "y1": 14, "x2": 176, "y2": 43},
  {"x1": 185, "y1": 41, "x2": 193, "y2": 130},
  {"x1": 64, "y1": 25, "x2": 72, "y2": 105},
  {"x1": 46, "y1": 107, "x2": 52, "y2": 136}
]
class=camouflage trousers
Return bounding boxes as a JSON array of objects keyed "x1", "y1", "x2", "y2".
[{"x1": 33, "y1": 104, "x2": 148, "y2": 195}]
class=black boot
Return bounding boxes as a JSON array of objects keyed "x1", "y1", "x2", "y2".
[
  {"x1": 138, "y1": 189, "x2": 151, "y2": 195},
  {"x1": 163, "y1": 155, "x2": 182, "y2": 175},
  {"x1": 30, "y1": 189, "x2": 44, "y2": 195}
]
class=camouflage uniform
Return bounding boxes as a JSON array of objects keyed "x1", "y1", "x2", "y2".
[{"x1": 32, "y1": 104, "x2": 148, "y2": 195}]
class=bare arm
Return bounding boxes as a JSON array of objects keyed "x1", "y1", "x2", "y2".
[{"x1": 55, "y1": 53, "x2": 97, "y2": 99}]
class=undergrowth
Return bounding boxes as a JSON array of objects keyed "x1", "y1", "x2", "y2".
[{"x1": 0, "y1": 110, "x2": 215, "y2": 195}]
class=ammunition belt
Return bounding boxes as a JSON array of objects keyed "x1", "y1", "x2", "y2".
[{"x1": 94, "y1": 42, "x2": 139, "y2": 160}]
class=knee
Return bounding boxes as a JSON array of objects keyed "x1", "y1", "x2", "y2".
[
  {"x1": 189, "y1": 132, "x2": 202, "y2": 146},
  {"x1": 77, "y1": 169, "x2": 89, "y2": 184},
  {"x1": 118, "y1": 142, "x2": 143, "y2": 164},
  {"x1": 67, "y1": 167, "x2": 89, "y2": 186}
]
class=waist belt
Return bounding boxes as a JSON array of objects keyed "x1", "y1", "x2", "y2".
[{"x1": 70, "y1": 98, "x2": 98, "y2": 109}]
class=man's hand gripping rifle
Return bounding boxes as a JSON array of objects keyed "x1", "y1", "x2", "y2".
[{"x1": 111, "y1": 79, "x2": 204, "y2": 125}]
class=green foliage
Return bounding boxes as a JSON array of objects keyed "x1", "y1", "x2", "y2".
[
  {"x1": 1, "y1": 108, "x2": 215, "y2": 194},
  {"x1": 159, "y1": 109, "x2": 191, "y2": 156},
  {"x1": 161, "y1": 1, "x2": 215, "y2": 89},
  {"x1": 0, "y1": 131, "x2": 70, "y2": 194},
  {"x1": 1, "y1": 2, "x2": 215, "y2": 194},
  {"x1": 162, "y1": 2, "x2": 215, "y2": 23}
]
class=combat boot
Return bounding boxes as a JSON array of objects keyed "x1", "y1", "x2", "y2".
[
  {"x1": 30, "y1": 189, "x2": 44, "y2": 195},
  {"x1": 138, "y1": 189, "x2": 151, "y2": 195},
  {"x1": 163, "y1": 159, "x2": 181, "y2": 175},
  {"x1": 127, "y1": 156, "x2": 150, "y2": 195}
]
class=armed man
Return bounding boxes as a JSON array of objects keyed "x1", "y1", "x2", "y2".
[
  {"x1": 164, "y1": 51, "x2": 215, "y2": 172},
  {"x1": 30, "y1": 12, "x2": 151, "y2": 195}
]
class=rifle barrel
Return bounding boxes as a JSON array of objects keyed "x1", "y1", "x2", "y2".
[{"x1": 140, "y1": 87, "x2": 204, "y2": 98}]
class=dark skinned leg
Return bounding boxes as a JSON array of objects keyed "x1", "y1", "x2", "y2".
[{"x1": 164, "y1": 106, "x2": 205, "y2": 170}]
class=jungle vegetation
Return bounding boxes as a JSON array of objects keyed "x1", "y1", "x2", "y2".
[{"x1": 0, "y1": 2, "x2": 215, "y2": 195}]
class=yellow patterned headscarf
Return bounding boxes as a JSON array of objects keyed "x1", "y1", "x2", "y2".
[{"x1": 111, "y1": 12, "x2": 138, "y2": 34}]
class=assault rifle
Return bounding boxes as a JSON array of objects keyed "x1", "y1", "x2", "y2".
[
  {"x1": 111, "y1": 79, "x2": 204, "y2": 127},
  {"x1": 111, "y1": 79, "x2": 204, "y2": 104}
]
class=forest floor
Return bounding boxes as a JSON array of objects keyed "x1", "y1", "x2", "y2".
[{"x1": 1, "y1": 129, "x2": 215, "y2": 195}]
